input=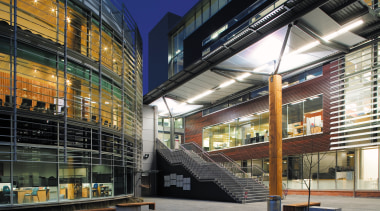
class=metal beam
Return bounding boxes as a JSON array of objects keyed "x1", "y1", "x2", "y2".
[
  {"x1": 295, "y1": 21, "x2": 349, "y2": 53},
  {"x1": 274, "y1": 24, "x2": 292, "y2": 75},
  {"x1": 162, "y1": 96, "x2": 173, "y2": 118}
]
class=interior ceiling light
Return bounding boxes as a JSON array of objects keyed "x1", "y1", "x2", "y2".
[
  {"x1": 286, "y1": 41, "x2": 320, "y2": 57},
  {"x1": 236, "y1": 73, "x2": 251, "y2": 80},
  {"x1": 182, "y1": 19, "x2": 364, "y2": 104},
  {"x1": 287, "y1": 19, "x2": 363, "y2": 57},
  {"x1": 187, "y1": 90, "x2": 214, "y2": 103},
  {"x1": 322, "y1": 19, "x2": 364, "y2": 41},
  {"x1": 218, "y1": 79, "x2": 235, "y2": 88}
]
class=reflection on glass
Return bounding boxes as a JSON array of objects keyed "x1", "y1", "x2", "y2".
[{"x1": 202, "y1": 95, "x2": 323, "y2": 151}]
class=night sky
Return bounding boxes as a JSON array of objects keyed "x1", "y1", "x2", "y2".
[{"x1": 121, "y1": 0, "x2": 199, "y2": 95}]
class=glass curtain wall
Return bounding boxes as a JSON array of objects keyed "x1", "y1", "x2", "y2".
[
  {"x1": 158, "y1": 117, "x2": 185, "y2": 148},
  {"x1": 0, "y1": 0, "x2": 142, "y2": 206},
  {"x1": 169, "y1": 0, "x2": 231, "y2": 77},
  {"x1": 240, "y1": 149, "x2": 359, "y2": 191},
  {"x1": 202, "y1": 95, "x2": 323, "y2": 151}
]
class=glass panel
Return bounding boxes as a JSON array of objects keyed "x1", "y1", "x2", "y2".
[
  {"x1": 14, "y1": 161, "x2": 58, "y2": 204},
  {"x1": 357, "y1": 147, "x2": 378, "y2": 190},
  {"x1": 219, "y1": 0, "x2": 228, "y2": 8},
  {"x1": 211, "y1": 0, "x2": 218, "y2": 16},
  {"x1": 0, "y1": 146, "x2": 11, "y2": 204},
  {"x1": 303, "y1": 95, "x2": 323, "y2": 135},
  {"x1": 336, "y1": 150, "x2": 354, "y2": 190},
  {"x1": 318, "y1": 151, "x2": 337, "y2": 190},
  {"x1": 92, "y1": 165, "x2": 113, "y2": 198},
  {"x1": 259, "y1": 112, "x2": 269, "y2": 142},
  {"x1": 202, "y1": 2, "x2": 210, "y2": 23},
  {"x1": 282, "y1": 105, "x2": 288, "y2": 138},
  {"x1": 158, "y1": 132, "x2": 171, "y2": 148},
  {"x1": 302, "y1": 153, "x2": 318, "y2": 190},
  {"x1": 288, "y1": 156, "x2": 302, "y2": 189},
  {"x1": 113, "y1": 166, "x2": 125, "y2": 195},
  {"x1": 174, "y1": 118, "x2": 183, "y2": 129},
  {"x1": 126, "y1": 167, "x2": 133, "y2": 194},
  {"x1": 195, "y1": 10, "x2": 202, "y2": 29},
  {"x1": 287, "y1": 101, "x2": 304, "y2": 138}
]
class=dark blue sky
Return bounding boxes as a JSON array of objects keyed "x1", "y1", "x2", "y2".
[{"x1": 121, "y1": 0, "x2": 199, "y2": 94}]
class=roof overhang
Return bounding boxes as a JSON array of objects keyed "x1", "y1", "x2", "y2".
[{"x1": 145, "y1": 0, "x2": 380, "y2": 117}]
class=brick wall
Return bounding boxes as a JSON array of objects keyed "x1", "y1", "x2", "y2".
[{"x1": 185, "y1": 61, "x2": 339, "y2": 160}]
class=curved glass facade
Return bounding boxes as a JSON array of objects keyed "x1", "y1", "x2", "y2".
[{"x1": 0, "y1": 0, "x2": 142, "y2": 206}]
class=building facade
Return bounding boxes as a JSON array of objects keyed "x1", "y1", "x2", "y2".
[
  {"x1": 148, "y1": 12, "x2": 181, "y2": 93},
  {"x1": 146, "y1": 0, "x2": 380, "y2": 197},
  {"x1": 0, "y1": 0, "x2": 142, "y2": 206}
]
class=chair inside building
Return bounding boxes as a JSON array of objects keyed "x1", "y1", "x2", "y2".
[{"x1": 92, "y1": 183, "x2": 98, "y2": 197}]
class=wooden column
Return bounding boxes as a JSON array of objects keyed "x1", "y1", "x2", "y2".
[{"x1": 269, "y1": 74, "x2": 282, "y2": 196}]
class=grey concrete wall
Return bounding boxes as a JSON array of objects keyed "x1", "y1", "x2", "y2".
[{"x1": 141, "y1": 105, "x2": 158, "y2": 196}]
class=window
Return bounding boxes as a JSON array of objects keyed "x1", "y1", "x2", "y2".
[{"x1": 202, "y1": 95, "x2": 323, "y2": 151}]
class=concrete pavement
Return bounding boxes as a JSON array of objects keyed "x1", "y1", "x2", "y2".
[{"x1": 140, "y1": 195, "x2": 380, "y2": 211}]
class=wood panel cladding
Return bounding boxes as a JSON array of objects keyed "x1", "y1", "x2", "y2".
[{"x1": 185, "y1": 61, "x2": 338, "y2": 161}]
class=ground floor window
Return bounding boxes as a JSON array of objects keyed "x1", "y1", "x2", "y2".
[{"x1": 237, "y1": 147, "x2": 379, "y2": 191}]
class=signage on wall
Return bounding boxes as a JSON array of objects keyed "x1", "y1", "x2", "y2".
[{"x1": 164, "y1": 173, "x2": 190, "y2": 191}]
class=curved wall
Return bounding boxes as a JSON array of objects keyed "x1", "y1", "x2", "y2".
[{"x1": 0, "y1": 0, "x2": 142, "y2": 206}]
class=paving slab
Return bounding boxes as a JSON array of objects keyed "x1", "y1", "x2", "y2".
[{"x1": 140, "y1": 195, "x2": 380, "y2": 211}]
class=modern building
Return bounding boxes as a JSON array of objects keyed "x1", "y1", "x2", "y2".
[
  {"x1": 148, "y1": 12, "x2": 181, "y2": 93},
  {"x1": 0, "y1": 0, "x2": 142, "y2": 208},
  {"x1": 145, "y1": 0, "x2": 380, "y2": 200}
]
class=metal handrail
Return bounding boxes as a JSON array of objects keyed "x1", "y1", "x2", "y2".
[
  {"x1": 158, "y1": 140, "x2": 247, "y2": 199},
  {"x1": 181, "y1": 142, "x2": 249, "y2": 188}
]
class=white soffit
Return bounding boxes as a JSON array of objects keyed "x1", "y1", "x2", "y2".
[
  {"x1": 300, "y1": 8, "x2": 366, "y2": 46},
  {"x1": 169, "y1": 70, "x2": 252, "y2": 104},
  {"x1": 151, "y1": 6, "x2": 370, "y2": 115}
]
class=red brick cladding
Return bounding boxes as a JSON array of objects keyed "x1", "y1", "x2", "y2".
[{"x1": 185, "y1": 61, "x2": 339, "y2": 161}]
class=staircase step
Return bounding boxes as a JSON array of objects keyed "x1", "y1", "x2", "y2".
[{"x1": 157, "y1": 142, "x2": 269, "y2": 203}]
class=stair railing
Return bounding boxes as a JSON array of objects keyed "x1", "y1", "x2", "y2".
[{"x1": 181, "y1": 142, "x2": 250, "y2": 189}]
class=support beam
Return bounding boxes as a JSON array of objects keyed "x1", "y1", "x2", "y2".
[
  {"x1": 269, "y1": 74, "x2": 282, "y2": 196},
  {"x1": 295, "y1": 21, "x2": 349, "y2": 53},
  {"x1": 274, "y1": 24, "x2": 292, "y2": 74}
]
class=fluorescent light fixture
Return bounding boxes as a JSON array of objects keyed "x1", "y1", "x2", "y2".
[
  {"x1": 236, "y1": 73, "x2": 251, "y2": 80},
  {"x1": 286, "y1": 41, "x2": 320, "y2": 57},
  {"x1": 219, "y1": 80, "x2": 235, "y2": 88},
  {"x1": 187, "y1": 90, "x2": 214, "y2": 103},
  {"x1": 323, "y1": 20, "x2": 364, "y2": 41},
  {"x1": 285, "y1": 19, "x2": 363, "y2": 57},
  {"x1": 211, "y1": 33, "x2": 218, "y2": 40}
]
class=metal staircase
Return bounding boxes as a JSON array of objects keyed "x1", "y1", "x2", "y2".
[{"x1": 156, "y1": 140, "x2": 269, "y2": 203}]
